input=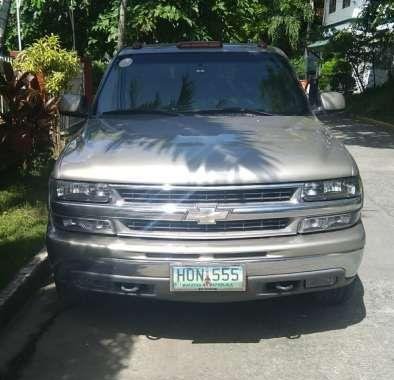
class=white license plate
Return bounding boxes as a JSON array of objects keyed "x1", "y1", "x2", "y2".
[{"x1": 170, "y1": 265, "x2": 246, "y2": 292}]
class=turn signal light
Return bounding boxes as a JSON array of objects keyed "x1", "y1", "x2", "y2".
[{"x1": 298, "y1": 212, "x2": 359, "y2": 233}]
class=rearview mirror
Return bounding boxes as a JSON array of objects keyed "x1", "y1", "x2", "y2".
[
  {"x1": 320, "y1": 91, "x2": 346, "y2": 111},
  {"x1": 59, "y1": 94, "x2": 88, "y2": 117}
]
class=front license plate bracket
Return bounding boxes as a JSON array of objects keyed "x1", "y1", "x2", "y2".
[{"x1": 170, "y1": 264, "x2": 246, "y2": 292}]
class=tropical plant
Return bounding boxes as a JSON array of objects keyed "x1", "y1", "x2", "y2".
[
  {"x1": 267, "y1": 0, "x2": 314, "y2": 49},
  {"x1": 13, "y1": 34, "x2": 80, "y2": 95},
  {"x1": 0, "y1": 60, "x2": 58, "y2": 171},
  {"x1": 319, "y1": 56, "x2": 355, "y2": 93}
]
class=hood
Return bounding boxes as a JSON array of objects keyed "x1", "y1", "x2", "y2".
[{"x1": 55, "y1": 114, "x2": 358, "y2": 185}]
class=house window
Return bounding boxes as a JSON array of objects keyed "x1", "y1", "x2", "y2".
[
  {"x1": 329, "y1": 0, "x2": 337, "y2": 13},
  {"x1": 343, "y1": 0, "x2": 351, "y2": 8}
]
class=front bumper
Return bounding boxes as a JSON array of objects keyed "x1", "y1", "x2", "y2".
[{"x1": 47, "y1": 222, "x2": 365, "y2": 302}]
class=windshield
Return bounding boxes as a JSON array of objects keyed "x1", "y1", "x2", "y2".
[{"x1": 96, "y1": 52, "x2": 310, "y2": 116}]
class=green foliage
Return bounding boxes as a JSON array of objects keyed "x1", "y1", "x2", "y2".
[
  {"x1": 0, "y1": 172, "x2": 48, "y2": 290},
  {"x1": 290, "y1": 56, "x2": 306, "y2": 79},
  {"x1": 0, "y1": 60, "x2": 59, "y2": 171},
  {"x1": 14, "y1": 35, "x2": 80, "y2": 95},
  {"x1": 324, "y1": 0, "x2": 394, "y2": 91},
  {"x1": 347, "y1": 79, "x2": 394, "y2": 125},
  {"x1": 267, "y1": 0, "x2": 313, "y2": 49},
  {"x1": 319, "y1": 57, "x2": 354, "y2": 93},
  {"x1": 91, "y1": 60, "x2": 107, "y2": 94},
  {"x1": 6, "y1": 0, "x2": 316, "y2": 60}
]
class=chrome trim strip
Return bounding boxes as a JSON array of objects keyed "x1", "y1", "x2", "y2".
[{"x1": 109, "y1": 182, "x2": 303, "y2": 191}]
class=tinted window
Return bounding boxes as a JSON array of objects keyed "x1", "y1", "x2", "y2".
[{"x1": 96, "y1": 52, "x2": 310, "y2": 116}]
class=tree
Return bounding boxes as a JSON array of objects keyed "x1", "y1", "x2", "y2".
[
  {"x1": 5, "y1": 0, "x2": 318, "y2": 60},
  {"x1": 324, "y1": 0, "x2": 394, "y2": 91},
  {"x1": 325, "y1": 31, "x2": 369, "y2": 92},
  {"x1": 267, "y1": 0, "x2": 313, "y2": 49},
  {"x1": 117, "y1": 0, "x2": 128, "y2": 50},
  {"x1": 0, "y1": 0, "x2": 11, "y2": 51},
  {"x1": 357, "y1": 0, "x2": 394, "y2": 83}
]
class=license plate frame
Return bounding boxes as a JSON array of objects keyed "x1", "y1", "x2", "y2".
[{"x1": 170, "y1": 264, "x2": 246, "y2": 292}]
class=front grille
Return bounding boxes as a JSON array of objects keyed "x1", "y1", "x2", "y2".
[
  {"x1": 114, "y1": 187, "x2": 296, "y2": 203},
  {"x1": 120, "y1": 218, "x2": 290, "y2": 233}
]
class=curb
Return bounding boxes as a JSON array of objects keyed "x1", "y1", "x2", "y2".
[{"x1": 0, "y1": 249, "x2": 51, "y2": 329}]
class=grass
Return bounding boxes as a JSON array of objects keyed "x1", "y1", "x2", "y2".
[
  {"x1": 347, "y1": 79, "x2": 394, "y2": 125},
  {"x1": 0, "y1": 171, "x2": 48, "y2": 291}
]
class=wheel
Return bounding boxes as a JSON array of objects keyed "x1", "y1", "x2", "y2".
[
  {"x1": 313, "y1": 279, "x2": 356, "y2": 306},
  {"x1": 55, "y1": 278, "x2": 84, "y2": 308}
]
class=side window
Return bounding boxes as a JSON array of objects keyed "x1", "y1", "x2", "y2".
[
  {"x1": 342, "y1": 0, "x2": 351, "y2": 8},
  {"x1": 329, "y1": 0, "x2": 337, "y2": 13}
]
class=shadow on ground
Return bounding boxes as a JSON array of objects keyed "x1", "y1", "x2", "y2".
[
  {"x1": 319, "y1": 113, "x2": 394, "y2": 149},
  {"x1": 76, "y1": 276, "x2": 366, "y2": 344},
  {"x1": 2, "y1": 279, "x2": 366, "y2": 380}
]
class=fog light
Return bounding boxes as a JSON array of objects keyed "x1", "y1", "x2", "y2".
[
  {"x1": 54, "y1": 216, "x2": 114, "y2": 235},
  {"x1": 299, "y1": 213, "x2": 357, "y2": 233},
  {"x1": 305, "y1": 275, "x2": 337, "y2": 288}
]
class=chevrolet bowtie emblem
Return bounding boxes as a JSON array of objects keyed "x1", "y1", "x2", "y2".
[{"x1": 185, "y1": 206, "x2": 230, "y2": 224}]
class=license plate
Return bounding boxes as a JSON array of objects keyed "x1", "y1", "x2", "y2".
[{"x1": 170, "y1": 265, "x2": 246, "y2": 292}]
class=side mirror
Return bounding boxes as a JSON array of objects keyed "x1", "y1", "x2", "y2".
[
  {"x1": 320, "y1": 91, "x2": 346, "y2": 111},
  {"x1": 59, "y1": 94, "x2": 88, "y2": 117}
]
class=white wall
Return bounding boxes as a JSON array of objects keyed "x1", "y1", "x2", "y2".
[{"x1": 323, "y1": 0, "x2": 367, "y2": 29}]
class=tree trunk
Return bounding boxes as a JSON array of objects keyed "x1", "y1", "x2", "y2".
[
  {"x1": 351, "y1": 63, "x2": 365, "y2": 93},
  {"x1": 117, "y1": 0, "x2": 128, "y2": 51},
  {"x1": 0, "y1": 0, "x2": 12, "y2": 53},
  {"x1": 372, "y1": 51, "x2": 376, "y2": 89},
  {"x1": 304, "y1": 0, "x2": 315, "y2": 78}
]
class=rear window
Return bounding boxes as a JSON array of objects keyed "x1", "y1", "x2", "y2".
[{"x1": 96, "y1": 52, "x2": 310, "y2": 116}]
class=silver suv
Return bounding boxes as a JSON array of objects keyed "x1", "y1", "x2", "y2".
[{"x1": 48, "y1": 42, "x2": 365, "y2": 304}]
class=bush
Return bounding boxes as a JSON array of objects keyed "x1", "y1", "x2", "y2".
[
  {"x1": 92, "y1": 60, "x2": 107, "y2": 94},
  {"x1": 347, "y1": 78, "x2": 394, "y2": 124},
  {"x1": 14, "y1": 35, "x2": 80, "y2": 96},
  {"x1": 9, "y1": 35, "x2": 81, "y2": 161},
  {"x1": 319, "y1": 57, "x2": 355, "y2": 93},
  {"x1": 0, "y1": 61, "x2": 58, "y2": 172},
  {"x1": 290, "y1": 56, "x2": 306, "y2": 79}
]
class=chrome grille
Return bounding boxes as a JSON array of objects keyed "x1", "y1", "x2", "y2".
[
  {"x1": 114, "y1": 187, "x2": 296, "y2": 203},
  {"x1": 120, "y1": 218, "x2": 289, "y2": 233}
]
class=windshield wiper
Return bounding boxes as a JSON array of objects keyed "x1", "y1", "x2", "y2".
[
  {"x1": 183, "y1": 107, "x2": 274, "y2": 116},
  {"x1": 101, "y1": 109, "x2": 179, "y2": 117}
]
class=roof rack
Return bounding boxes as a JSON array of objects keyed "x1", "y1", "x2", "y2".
[{"x1": 176, "y1": 41, "x2": 223, "y2": 49}]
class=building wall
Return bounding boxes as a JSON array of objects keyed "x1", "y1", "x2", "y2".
[{"x1": 323, "y1": 0, "x2": 367, "y2": 29}]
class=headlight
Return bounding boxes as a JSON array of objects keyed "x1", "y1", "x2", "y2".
[
  {"x1": 302, "y1": 177, "x2": 361, "y2": 201},
  {"x1": 299, "y1": 212, "x2": 359, "y2": 233},
  {"x1": 54, "y1": 180, "x2": 111, "y2": 203}
]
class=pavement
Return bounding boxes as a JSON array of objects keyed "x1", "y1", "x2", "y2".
[{"x1": 1, "y1": 113, "x2": 394, "y2": 380}]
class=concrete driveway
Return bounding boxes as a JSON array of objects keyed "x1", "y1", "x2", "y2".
[{"x1": 1, "y1": 114, "x2": 394, "y2": 380}]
